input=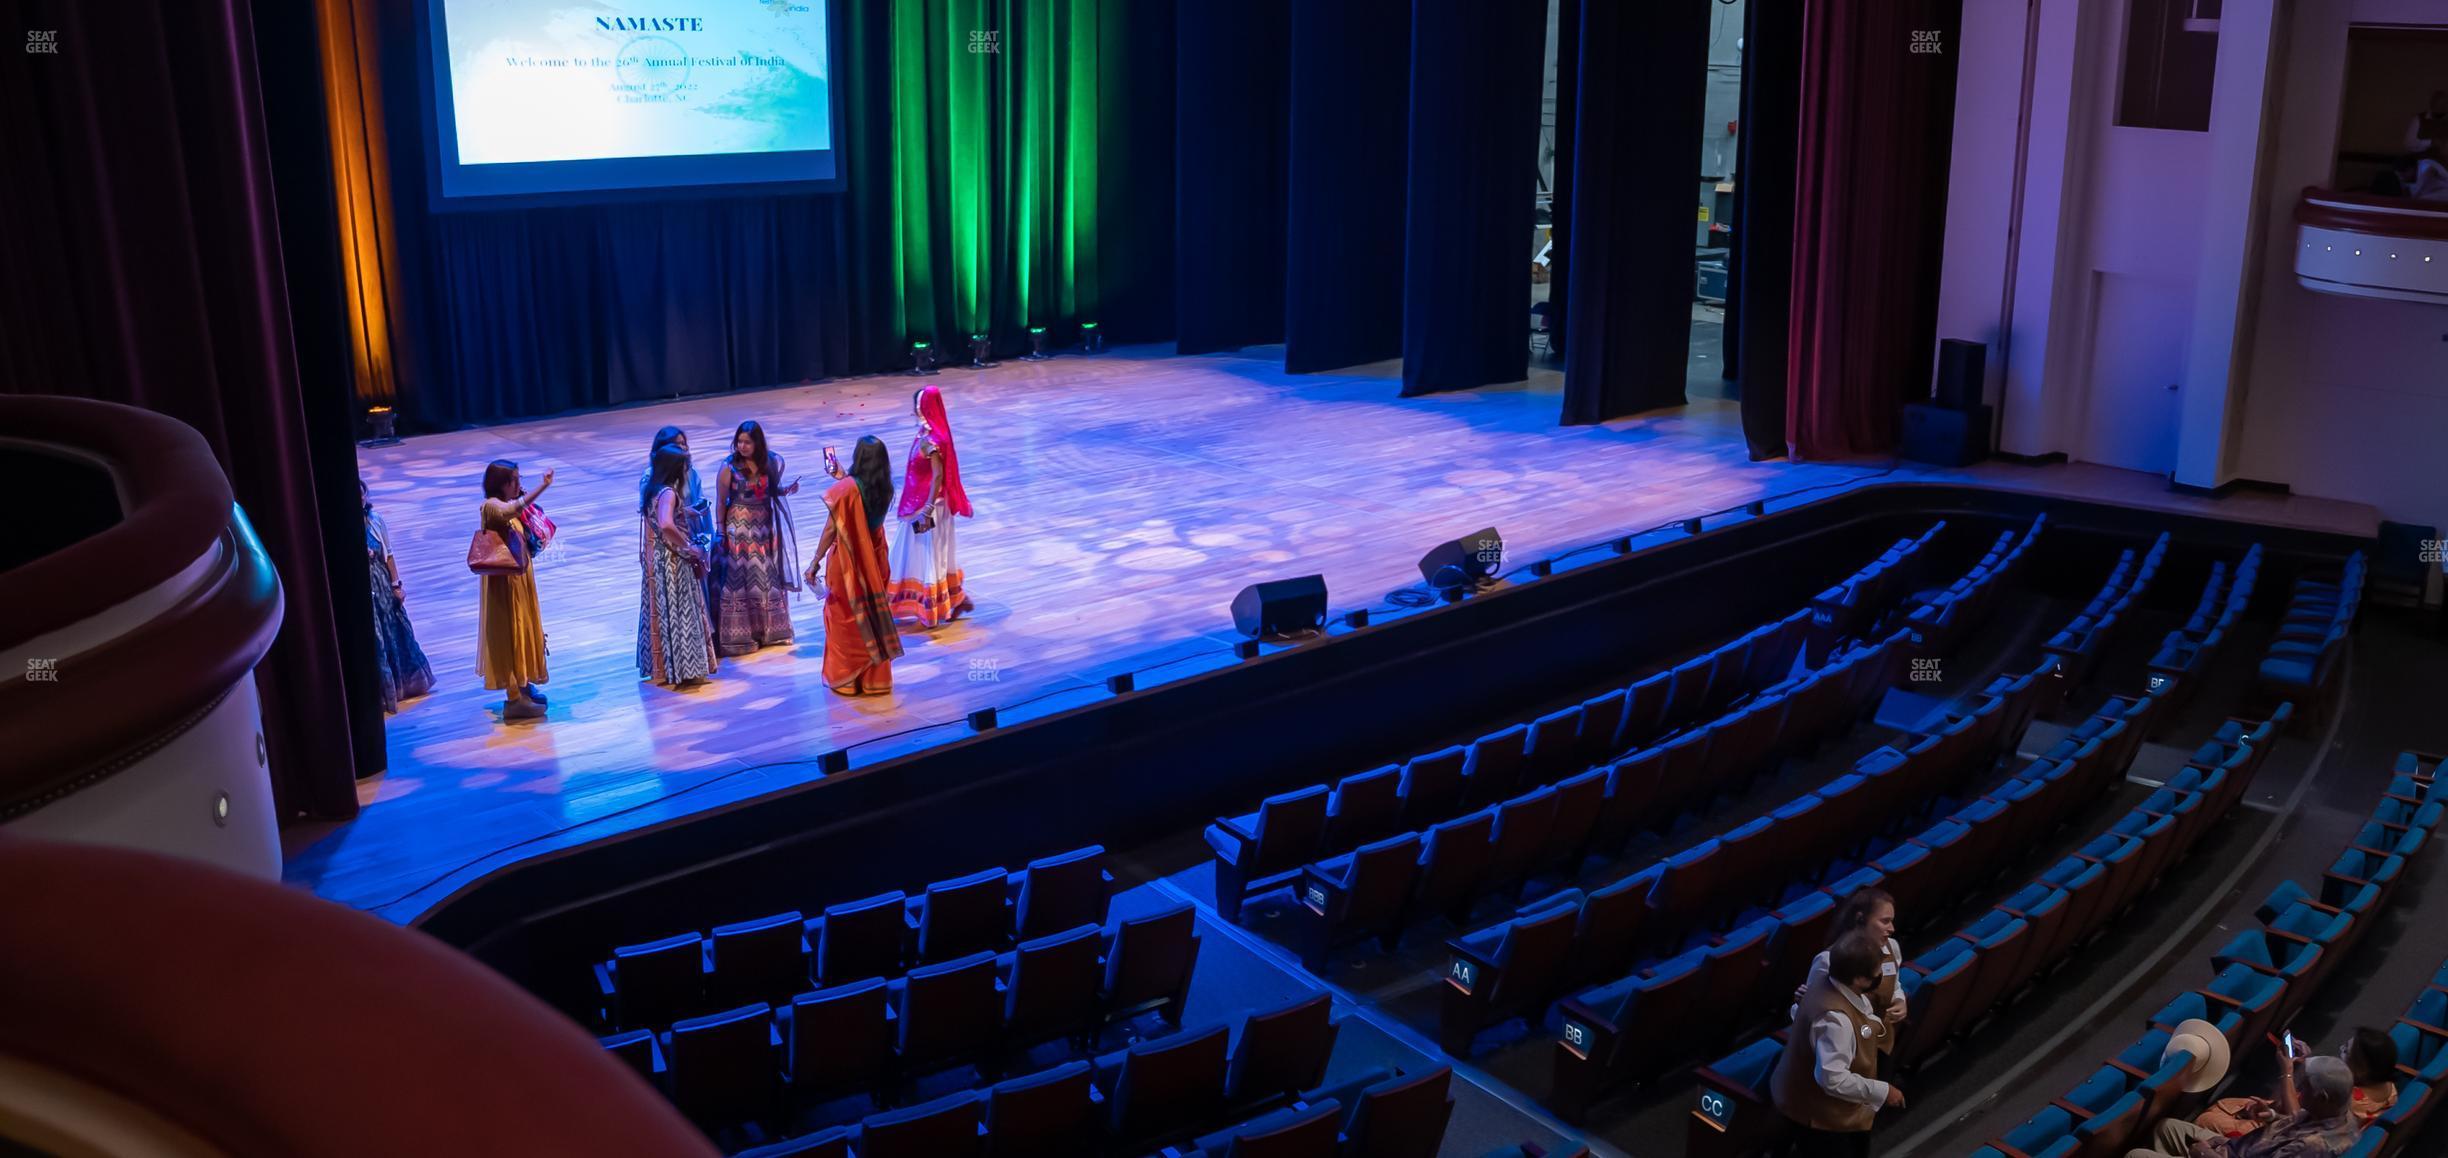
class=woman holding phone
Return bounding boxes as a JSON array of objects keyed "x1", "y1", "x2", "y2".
[
  {"x1": 2177, "y1": 1027, "x2": 2399, "y2": 1143},
  {"x1": 476, "y1": 460, "x2": 553, "y2": 720},
  {"x1": 807, "y1": 436, "x2": 902, "y2": 695}
]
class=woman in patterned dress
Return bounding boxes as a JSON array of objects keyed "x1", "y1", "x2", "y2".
[
  {"x1": 636, "y1": 444, "x2": 718, "y2": 687},
  {"x1": 887, "y1": 385, "x2": 975, "y2": 627},
  {"x1": 362, "y1": 479, "x2": 433, "y2": 712},
  {"x1": 711, "y1": 420, "x2": 802, "y2": 656}
]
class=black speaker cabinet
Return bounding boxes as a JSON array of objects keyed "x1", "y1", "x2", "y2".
[
  {"x1": 1900, "y1": 402, "x2": 1992, "y2": 467},
  {"x1": 1231, "y1": 575, "x2": 1328, "y2": 638},
  {"x1": 1418, "y1": 527, "x2": 1505, "y2": 584},
  {"x1": 1935, "y1": 339, "x2": 1987, "y2": 411}
]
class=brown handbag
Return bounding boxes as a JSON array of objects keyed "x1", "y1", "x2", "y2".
[{"x1": 467, "y1": 525, "x2": 521, "y2": 576}]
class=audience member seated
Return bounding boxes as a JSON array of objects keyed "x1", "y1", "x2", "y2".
[
  {"x1": 2126, "y1": 1054, "x2": 2363, "y2": 1158},
  {"x1": 2188, "y1": 1030, "x2": 2400, "y2": 1143}
]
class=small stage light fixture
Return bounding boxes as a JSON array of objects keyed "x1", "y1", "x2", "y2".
[
  {"x1": 967, "y1": 707, "x2": 999, "y2": 731},
  {"x1": 1023, "y1": 326, "x2": 1051, "y2": 361},
  {"x1": 1080, "y1": 321, "x2": 1105, "y2": 353},
  {"x1": 362, "y1": 405, "x2": 400, "y2": 447},
  {"x1": 969, "y1": 333, "x2": 997, "y2": 369},
  {"x1": 909, "y1": 341, "x2": 939, "y2": 375}
]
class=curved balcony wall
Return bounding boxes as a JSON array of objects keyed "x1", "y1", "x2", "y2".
[{"x1": 2293, "y1": 187, "x2": 2448, "y2": 306}]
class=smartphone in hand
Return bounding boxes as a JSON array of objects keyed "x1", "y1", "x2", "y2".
[{"x1": 823, "y1": 446, "x2": 842, "y2": 477}]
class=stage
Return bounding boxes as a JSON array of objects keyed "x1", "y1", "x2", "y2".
[{"x1": 289, "y1": 347, "x2": 2376, "y2": 919}]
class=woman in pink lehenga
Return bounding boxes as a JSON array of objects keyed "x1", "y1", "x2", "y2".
[{"x1": 886, "y1": 385, "x2": 975, "y2": 628}]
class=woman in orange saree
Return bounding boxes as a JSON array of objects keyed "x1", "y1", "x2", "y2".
[{"x1": 808, "y1": 436, "x2": 903, "y2": 695}]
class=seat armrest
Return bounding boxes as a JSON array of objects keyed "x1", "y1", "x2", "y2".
[
  {"x1": 1215, "y1": 814, "x2": 1259, "y2": 842},
  {"x1": 1297, "y1": 865, "x2": 1344, "y2": 914},
  {"x1": 2261, "y1": 927, "x2": 2315, "y2": 947},
  {"x1": 1445, "y1": 939, "x2": 1502, "y2": 996},
  {"x1": 2195, "y1": 988, "x2": 2248, "y2": 1010},
  {"x1": 2050, "y1": 1098, "x2": 2097, "y2": 1121}
]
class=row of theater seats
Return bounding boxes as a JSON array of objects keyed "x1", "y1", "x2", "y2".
[
  {"x1": 712, "y1": 993, "x2": 1453, "y2": 1158},
  {"x1": 598, "y1": 901, "x2": 1200, "y2": 1136},
  {"x1": 594, "y1": 845, "x2": 1112, "y2": 1033},
  {"x1": 1208, "y1": 520, "x2": 1972, "y2": 924},
  {"x1": 2257, "y1": 550, "x2": 2366, "y2": 720},
  {"x1": 2344, "y1": 842, "x2": 2448, "y2": 1158},
  {"x1": 1977, "y1": 750, "x2": 2435, "y2": 1158},
  {"x1": 1807, "y1": 520, "x2": 1952, "y2": 662},
  {"x1": 1441, "y1": 660, "x2": 2050, "y2": 1060},
  {"x1": 2145, "y1": 544, "x2": 2263, "y2": 716},
  {"x1": 2042, "y1": 532, "x2": 2170, "y2": 693},
  {"x1": 1289, "y1": 629, "x2": 1922, "y2": 981},
  {"x1": 1554, "y1": 674, "x2": 2135, "y2": 1130},
  {"x1": 1675, "y1": 684, "x2": 2229, "y2": 1157},
  {"x1": 1903, "y1": 516, "x2": 2048, "y2": 659}
]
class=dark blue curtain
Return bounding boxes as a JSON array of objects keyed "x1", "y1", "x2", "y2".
[
  {"x1": 1097, "y1": 0, "x2": 1178, "y2": 346},
  {"x1": 1734, "y1": 0, "x2": 1804, "y2": 459},
  {"x1": 1544, "y1": 0, "x2": 1582, "y2": 361},
  {"x1": 1559, "y1": 0, "x2": 1710, "y2": 424},
  {"x1": 1174, "y1": 0, "x2": 1290, "y2": 356},
  {"x1": 1401, "y1": 0, "x2": 1546, "y2": 396},
  {"x1": 1282, "y1": 0, "x2": 1410, "y2": 374},
  {"x1": 420, "y1": 202, "x2": 857, "y2": 427}
]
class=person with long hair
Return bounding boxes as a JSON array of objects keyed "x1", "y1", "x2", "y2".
[
  {"x1": 711, "y1": 420, "x2": 802, "y2": 656},
  {"x1": 637, "y1": 443, "x2": 718, "y2": 687},
  {"x1": 476, "y1": 460, "x2": 553, "y2": 720},
  {"x1": 887, "y1": 385, "x2": 975, "y2": 628},
  {"x1": 1793, "y1": 888, "x2": 1907, "y2": 1054},
  {"x1": 642, "y1": 425, "x2": 713, "y2": 554},
  {"x1": 362, "y1": 479, "x2": 433, "y2": 713},
  {"x1": 807, "y1": 436, "x2": 902, "y2": 695}
]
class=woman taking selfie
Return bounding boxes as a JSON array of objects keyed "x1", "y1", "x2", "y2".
[{"x1": 808, "y1": 436, "x2": 902, "y2": 696}]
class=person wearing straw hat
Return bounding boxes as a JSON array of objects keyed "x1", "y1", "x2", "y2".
[{"x1": 2128, "y1": 1048, "x2": 2363, "y2": 1158}]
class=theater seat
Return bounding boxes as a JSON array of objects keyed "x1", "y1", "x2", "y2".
[
  {"x1": 859, "y1": 1089, "x2": 983, "y2": 1158},
  {"x1": 890, "y1": 950, "x2": 1001, "y2": 1074},
  {"x1": 982, "y1": 1059, "x2": 1096, "y2": 1158},
  {"x1": 999, "y1": 923, "x2": 1103, "y2": 1053},
  {"x1": 1225, "y1": 991, "x2": 1337, "y2": 1106},
  {"x1": 708, "y1": 911, "x2": 809, "y2": 1009},
  {"x1": 1396, "y1": 746, "x2": 1467, "y2": 831},
  {"x1": 1208, "y1": 786, "x2": 1330, "y2": 923},
  {"x1": 1009, "y1": 845, "x2": 1111, "y2": 941},
  {"x1": 781, "y1": 976, "x2": 892, "y2": 1103},
  {"x1": 663, "y1": 1002, "x2": 779, "y2": 1130},
  {"x1": 1296, "y1": 832, "x2": 1421, "y2": 971},
  {"x1": 1330, "y1": 1065, "x2": 1453, "y2": 1158},
  {"x1": 811, "y1": 890, "x2": 909, "y2": 986},
  {"x1": 1098, "y1": 1023, "x2": 1229, "y2": 1149},
  {"x1": 601, "y1": 931, "x2": 708, "y2": 1031},
  {"x1": 913, "y1": 867, "x2": 1011, "y2": 964},
  {"x1": 1442, "y1": 899, "x2": 1578, "y2": 1054},
  {"x1": 1325, "y1": 767, "x2": 1402, "y2": 853},
  {"x1": 1104, "y1": 901, "x2": 1200, "y2": 1028},
  {"x1": 1462, "y1": 724, "x2": 1531, "y2": 807},
  {"x1": 601, "y1": 1027, "x2": 666, "y2": 1092},
  {"x1": 1413, "y1": 809, "x2": 1494, "y2": 924}
]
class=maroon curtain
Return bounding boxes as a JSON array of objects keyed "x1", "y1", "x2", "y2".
[
  {"x1": 1, "y1": 0, "x2": 368, "y2": 818},
  {"x1": 1785, "y1": 0, "x2": 1963, "y2": 459}
]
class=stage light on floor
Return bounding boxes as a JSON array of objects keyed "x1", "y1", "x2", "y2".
[
  {"x1": 1529, "y1": 559, "x2": 1553, "y2": 577},
  {"x1": 1680, "y1": 518, "x2": 1703, "y2": 535},
  {"x1": 1080, "y1": 322, "x2": 1105, "y2": 353},
  {"x1": 1105, "y1": 672, "x2": 1135, "y2": 694},
  {"x1": 818, "y1": 749, "x2": 849, "y2": 774},
  {"x1": 1610, "y1": 536, "x2": 1633, "y2": 554},
  {"x1": 362, "y1": 405, "x2": 400, "y2": 447},
  {"x1": 909, "y1": 341, "x2": 939, "y2": 376},
  {"x1": 1022, "y1": 326, "x2": 1051, "y2": 361},
  {"x1": 1233, "y1": 639, "x2": 1261, "y2": 659},
  {"x1": 969, "y1": 333, "x2": 997, "y2": 369},
  {"x1": 1344, "y1": 609, "x2": 1369, "y2": 628},
  {"x1": 1417, "y1": 528, "x2": 1504, "y2": 588},
  {"x1": 967, "y1": 707, "x2": 998, "y2": 731},
  {"x1": 1746, "y1": 500, "x2": 1766, "y2": 516}
]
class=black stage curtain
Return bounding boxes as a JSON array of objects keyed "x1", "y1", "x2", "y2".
[
  {"x1": 1734, "y1": 0, "x2": 1805, "y2": 459},
  {"x1": 1174, "y1": 0, "x2": 1291, "y2": 356},
  {"x1": 0, "y1": 0, "x2": 371, "y2": 816},
  {"x1": 1545, "y1": 0, "x2": 1583, "y2": 361},
  {"x1": 1558, "y1": 0, "x2": 1711, "y2": 424},
  {"x1": 1401, "y1": 0, "x2": 1547, "y2": 396},
  {"x1": 1282, "y1": 0, "x2": 1410, "y2": 374},
  {"x1": 1097, "y1": 0, "x2": 1178, "y2": 346}
]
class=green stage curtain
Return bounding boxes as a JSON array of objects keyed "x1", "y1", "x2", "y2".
[{"x1": 863, "y1": 0, "x2": 1105, "y2": 353}]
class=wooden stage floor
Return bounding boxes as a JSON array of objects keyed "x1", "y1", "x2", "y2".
[{"x1": 292, "y1": 347, "x2": 2375, "y2": 918}]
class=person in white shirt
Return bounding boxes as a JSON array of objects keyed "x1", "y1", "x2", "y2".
[
  {"x1": 2403, "y1": 90, "x2": 2446, "y2": 158},
  {"x1": 1770, "y1": 931, "x2": 1905, "y2": 1157},
  {"x1": 1792, "y1": 887, "x2": 1910, "y2": 1053}
]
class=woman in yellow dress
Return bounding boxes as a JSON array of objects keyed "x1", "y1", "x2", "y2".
[{"x1": 477, "y1": 459, "x2": 554, "y2": 720}]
